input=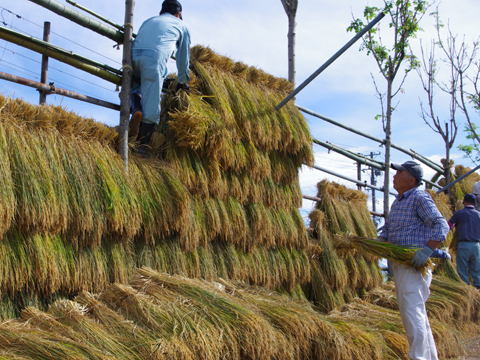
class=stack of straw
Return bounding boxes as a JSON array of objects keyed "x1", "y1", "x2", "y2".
[
  {"x1": 0, "y1": 45, "x2": 314, "y2": 318},
  {"x1": 0, "y1": 267, "x2": 472, "y2": 360},
  {"x1": 307, "y1": 180, "x2": 383, "y2": 312}
]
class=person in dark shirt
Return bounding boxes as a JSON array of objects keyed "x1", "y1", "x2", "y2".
[{"x1": 448, "y1": 193, "x2": 480, "y2": 289}]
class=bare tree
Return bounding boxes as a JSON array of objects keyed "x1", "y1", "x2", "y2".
[
  {"x1": 348, "y1": 0, "x2": 430, "y2": 217},
  {"x1": 280, "y1": 0, "x2": 298, "y2": 85},
  {"x1": 416, "y1": 37, "x2": 459, "y2": 192},
  {"x1": 433, "y1": 16, "x2": 480, "y2": 165}
]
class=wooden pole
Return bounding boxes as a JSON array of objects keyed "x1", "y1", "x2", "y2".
[
  {"x1": 357, "y1": 157, "x2": 362, "y2": 190},
  {"x1": 0, "y1": 26, "x2": 122, "y2": 84},
  {"x1": 28, "y1": 0, "x2": 125, "y2": 43},
  {"x1": 299, "y1": 106, "x2": 445, "y2": 174},
  {"x1": 118, "y1": 0, "x2": 135, "y2": 171},
  {"x1": 66, "y1": 0, "x2": 128, "y2": 32},
  {"x1": 275, "y1": 11, "x2": 385, "y2": 110},
  {"x1": 302, "y1": 194, "x2": 384, "y2": 217},
  {"x1": 0, "y1": 71, "x2": 120, "y2": 110},
  {"x1": 39, "y1": 21, "x2": 50, "y2": 105}
]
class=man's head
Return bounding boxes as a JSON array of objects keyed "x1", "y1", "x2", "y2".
[
  {"x1": 160, "y1": 0, "x2": 182, "y2": 18},
  {"x1": 391, "y1": 161, "x2": 423, "y2": 195},
  {"x1": 463, "y1": 193, "x2": 476, "y2": 206}
]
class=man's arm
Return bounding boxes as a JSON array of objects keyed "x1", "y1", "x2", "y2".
[
  {"x1": 411, "y1": 193, "x2": 449, "y2": 267},
  {"x1": 426, "y1": 240, "x2": 441, "y2": 250},
  {"x1": 447, "y1": 211, "x2": 458, "y2": 230},
  {"x1": 416, "y1": 193, "x2": 449, "y2": 242}
]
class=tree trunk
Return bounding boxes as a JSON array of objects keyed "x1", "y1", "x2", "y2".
[
  {"x1": 445, "y1": 146, "x2": 451, "y2": 195},
  {"x1": 118, "y1": 0, "x2": 135, "y2": 172},
  {"x1": 384, "y1": 78, "x2": 393, "y2": 218},
  {"x1": 280, "y1": 0, "x2": 298, "y2": 85},
  {"x1": 385, "y1": 75, "x2": 393, "y2": 282},
  {"x1": 287, "y1": 11, "x2": 296, "y2": 85}
]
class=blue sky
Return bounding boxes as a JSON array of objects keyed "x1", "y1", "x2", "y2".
[{"x1": 1, "y1": 0, "x2": 479, "y2": 224}]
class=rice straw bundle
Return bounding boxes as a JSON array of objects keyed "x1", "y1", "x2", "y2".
[
  {"x1": 428, "y1": 276, "x2": 480, "y2": 326},
  {"x1": 454, "y1": 164, "x2": 480, "y2": 195},
  {"x1": 333, "y1": 234, "x2": 434, "y2": 277},
  {"x1": 432, "y1": 258, "x2": 461, "y2": 283},
  {"x1": 0, "y1": 267, "x2": 475, "y2": 360},
  {"x1": 327, "y1": 297, "x2": 463, "y2": 360},
  {"x1": 0, "y1": 122, "x2": 14, "y2": 239}
]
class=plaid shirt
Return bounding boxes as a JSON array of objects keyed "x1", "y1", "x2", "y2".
[{"x1": 380, "y1": 187, "x2": 449, "y2": 248}]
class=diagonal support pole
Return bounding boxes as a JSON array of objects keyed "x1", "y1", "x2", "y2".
[{"x1": 275, "y1": 11, "x2": 385, "y2": 111}]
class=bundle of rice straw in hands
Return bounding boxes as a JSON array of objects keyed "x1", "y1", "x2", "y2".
[{"x1": 333, "y1": 233, "x2": 434, "y2": 277}]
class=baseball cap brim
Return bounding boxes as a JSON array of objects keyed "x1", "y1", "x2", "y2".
[{"x1": 391, "y1": 163, "x2": 406, "y2": 171}]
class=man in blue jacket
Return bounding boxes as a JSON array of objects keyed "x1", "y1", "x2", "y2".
[
  {"x1": 448, "y1": 193, "x2": 480, "y2": 289},
  {"x1": 130, "y1": 0, "x2": 191, "y2": 154}
]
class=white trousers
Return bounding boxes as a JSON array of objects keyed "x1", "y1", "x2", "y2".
[{"x1": 393, "y1": 263, "x2": 438, "y2": 360}]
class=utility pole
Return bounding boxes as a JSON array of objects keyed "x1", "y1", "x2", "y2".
[
  {"x1": 369, "y1": 151, "x2": 381, "y2": 226},
  {"x1": 118, "y1": 0, "x2": 135, "y2": 172},
  {"x1": 39, "y1": 21, "x2": 50, "y2": 105},
  {"x1": 357, "y1": 156, "x2": 362, "y2": 190}
]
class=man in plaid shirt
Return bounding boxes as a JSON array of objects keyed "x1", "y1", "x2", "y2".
[{"x1": 379, "y1": 161, "x2": 449, "y2": 360}]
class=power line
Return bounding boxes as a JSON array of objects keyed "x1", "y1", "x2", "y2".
[
  {"x1": 0, "y1": 5, "x2": 121, "y2": 65},
  {"x1": 1, "y1": 47, "x2": 118, "y2": 94},
  {"x1": 0, "y1": 59, "x2": 116, "y2": 101},
  {"x1": 0, "y1": 60, "x2": 38, "y2": 78},
  {"x1": 0, "y1": 7, "x2": 17, "y2": 62}
]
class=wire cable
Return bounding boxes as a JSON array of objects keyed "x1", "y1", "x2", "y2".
[
  {"x1": 0, "y1": 5, "x2": 121, "y2": 65},
  {"x1": 0, "y1": 45, "x2": 119, "y2": 103}
]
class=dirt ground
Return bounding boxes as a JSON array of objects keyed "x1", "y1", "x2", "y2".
[{"x1": 458, "y1": 335, "x2": 480, "y2": 360}]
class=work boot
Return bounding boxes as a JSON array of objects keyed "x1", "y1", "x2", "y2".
[
  {"x1": 129, "y1": 111, "x2": 142, "y2": 139},
  {"x1": 135, "y1": 121, "x2": 155, "y2": 156},
  {"x1": 162, "y1": 77, "x2": 175, "y2": 93},
  {"x1": 129, "y1": 94, "x2": 143, "y2": 139}
]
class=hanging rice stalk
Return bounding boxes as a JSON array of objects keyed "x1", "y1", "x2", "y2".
[
  {"x1": 454, "y1": 164, "x2": 480, "y2": 195},
  {"x1": 432, "y1": 259, "x2": 461, "y2": 283},
  {"x1": 333, "y1": 234, "x2": 434, "y2": 277},
  {"x1": 0, "y1": 121, "x2": 14, "y2": 238}
]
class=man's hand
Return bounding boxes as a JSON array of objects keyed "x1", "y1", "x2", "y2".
[
  {"x1": 431, "y1": 248, "x2": 451, "y2": 260},
  {"x1": 411, "y1": 245, "x2": 434, "y2": 267},
  {"x1": 175, "y1": 82, "x2": 190, "y2": 93}
]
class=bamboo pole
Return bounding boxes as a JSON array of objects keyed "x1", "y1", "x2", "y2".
[
  {"x1": 436, "y1": 164, "x2": 480, "y2": 194},
  {"x1": 312, "y1": 164, "x2": 397, "y2": 195},
  {"x1": 302, "y1": 194, "x2": 385, "y2": 217},
  {"x1": 0, "y1": 26, "x2": 122, "y2": 85},
  {"x1": 298, "y1": 106, "x2": 445, "y2": 174},
  {"x1": 313, "y1": 138, "x2": 385, "y2": 170},
  {"x1": 118, "y1": 0, "x2": 135, "y2": 171},
  {"x1": 28, "y1": 0, "x2": 125, "y2": 44},
  {"x1": 409, "y1": 149, "x2": 444, "y2": 171},
  {"x1": 0, "y1": 71, "x2": 121, "y2": 110},
  {"x1": 65, "y1": 0, "x2": 130, "y2": 33},
  {"x1": 311, "y1": 138, "x2": 441, "y2": 189},
  {"x1": 302, "y1": 194, "x2": 321, "y2": 202},
  {"x1": 275, "y1": 11, "x2": 385, "y2": 110}
]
